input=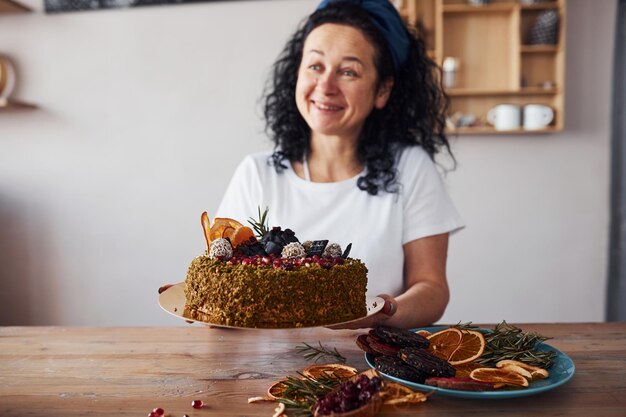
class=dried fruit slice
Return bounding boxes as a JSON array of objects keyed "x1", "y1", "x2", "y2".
[
  {"x1": 230, "y1": 226, "x2": 255, "y2": 248},
  {"x1": 302, "y1": 363, "x2": 357, "y2": 381},
  {"x1": 447, "y1": 330, "x2": 486, "y2": 365},
  {"x1": 380, "y1": 382, "x2": 427, "y2": 405},
  {"x1": 374, "y1": 325, "x2": 429, "y2": 348},
  {"x1": 453, "y1": 362, "x2": 484, "y2": 378},
  {"x1": 496, "y1": 360, "x2": 550, "y2": 379},
  {"x1": 267, "y1": 379, "x2": 290, "y2": 400},
  {"x1": 399, "y1": 347, "x2": 456, "y2": 378},
  {"x1": 367, "y1": 335, "x2": 400, "y2": 356},
  {"x1": 426, "y1": 328, "x2": 463, "y2": 361},
  {"x1": 201, "y1": 212, "x2": 211, "y2": 253},
  {"x1": 425, "y1": 376, "x2": 495, "y2": 391},
  {"x1": 469, "y1": 368, "x2": 529, "y2": 388},
  {"x1": 356, "y1": 334, "x2": 378, "y2": 355},
  {"x1": 415, "y1": 330, "x2": 432, "y2": 337},
  {"x1": 210, "y1": 218, "x2": 243, "y2": 241},
  {"x1": 221, "y1": 225, "x2": 236, "y2": 240},
  {"x1": 374, "y1": 355, "x2": 426, "y2": 384}
]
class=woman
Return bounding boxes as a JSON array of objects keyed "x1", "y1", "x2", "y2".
[{"x1": 216, "y1": 0, "x2": 464, "y2": 329}]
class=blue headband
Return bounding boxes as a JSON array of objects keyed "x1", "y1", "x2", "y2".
[{"x1": 315, "y1": 0, "x2": 410, "y2": 69}]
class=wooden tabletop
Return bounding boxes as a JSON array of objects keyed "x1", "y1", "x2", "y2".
[{"x1": 0, "y1": 323, "x2": 625, "y2": 417}]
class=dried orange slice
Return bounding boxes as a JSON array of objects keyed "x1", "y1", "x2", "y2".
[
  {"x1": 447, "y1": 330, "x2": 486, "y2": 365},
  {"x1": 201, "y1": 211, "x2": 211, "y2": 252},
  {"x1": 209, "y1": 217, "x2": 243, "y2": 241},
  {"x1": 380, "y1": 382, "x2": 427, "y2": 405},
  {"x1": 469, "y1": 367, "x2": 529, "y2": 388},
  {"x1": 267, "y1": 379, "x2": 290, "y2": 400},
  {"x1": 302, "y1": 364, "x2": 357, "y2": 380},
  {"x1": 221, "y1": 225, "x2": 236, "y2": 240},
  {"x1": 453, "y1": 362, "x2": 484, "y2": 378},
  {"x1": 426, "y1": 328, "x2": 463, "y2": 361},
  {"x1": 415, "y1": 329, "x2": 432, "y2": 337},
  {"x1": 230, "y1": 226, "x2": 255, "y2": 247}
]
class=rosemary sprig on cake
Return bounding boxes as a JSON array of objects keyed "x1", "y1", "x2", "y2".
[
  {"x1": 455, "y1": 321, "x2": 557, "y2": 368},
  {"x1": 296, "y1": 342, "x2": 347, "y2": 364},
  {"x1": 248, "y1": 206, "x2": 270, "y2": 238}
]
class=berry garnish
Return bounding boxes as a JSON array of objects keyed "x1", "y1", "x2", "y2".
[
  {"x1": 314, "y1": 374, "x2": 382, "y2": 415},
  {"x1": 191, "y1": 399, "x2": 204, "y2": 409}
]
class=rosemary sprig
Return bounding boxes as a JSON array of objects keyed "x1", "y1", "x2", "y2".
[
  {"x1": 455, "y1": 321, "x2": 557, "y2": 368},
  {"x1": 278, "y1": 373, "x2": 342, "y2": 417},
  {"x1": 296, "y1": 342, "x2": 347, "y2": 364},
  {"x1": 248, "y1": 206, "x2": 269, "y2": 238}
]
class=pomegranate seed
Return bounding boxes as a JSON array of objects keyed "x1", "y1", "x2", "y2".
[{"x1": 191, "y1": 399, "x2": 204, "y2": 409}]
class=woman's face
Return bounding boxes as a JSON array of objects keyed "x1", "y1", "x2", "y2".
[{"x1": 295, "y1": 23, "x2": 392, "y2": 141}]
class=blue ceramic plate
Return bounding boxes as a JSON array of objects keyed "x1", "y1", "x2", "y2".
[{"x1": 365, "y1": 326, "x2": 576, "y2": 399}]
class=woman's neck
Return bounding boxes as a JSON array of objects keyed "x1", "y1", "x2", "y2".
[{"x1": 302, "y1": 133, "x2": 363, "y2": 183}]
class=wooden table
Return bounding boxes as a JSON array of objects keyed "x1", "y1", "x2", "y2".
[{"x1": 0, "y1": 323, "x2": 624, "y2": 416}]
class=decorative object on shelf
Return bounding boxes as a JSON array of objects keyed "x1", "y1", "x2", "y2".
[
  {"x1": 523, "y1": 104, "x2": 554, "y2": 130},
  {"x1": 449, "y1": 111, "x2": 477, "y2": 128},
  {"x1": 442, "y1": 57, "x2": 460, "y2": 89},
  {"x1": 487, "y1": 104, "x2": 522, "y2": 131},
  {"x1": 0, "y1": 55, "x2": 16, "y2": 99},
  {"x1": 468, "y1": 0, "x2": 490, "y2": 5},
  {"x1": 528, "y1": 10, "x2": 559, "y2": 44}
]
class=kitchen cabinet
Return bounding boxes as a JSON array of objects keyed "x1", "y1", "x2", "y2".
[{"x1": 399, "y1": 0, "x2": 566, "y2": 134}]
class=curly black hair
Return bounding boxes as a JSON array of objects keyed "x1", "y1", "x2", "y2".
[{"x1": 263, "y1": 2, "x2": 452, "y2": 195}]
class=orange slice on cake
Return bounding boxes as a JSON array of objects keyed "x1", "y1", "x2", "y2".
[
  {"x1": 230, "y1": 226, "x2": 255, "y2": 247},
  {"x1": 209, "y1": 217, "x2": 243, "y2": 241}
]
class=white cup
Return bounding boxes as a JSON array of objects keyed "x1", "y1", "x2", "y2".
[
  {"x1": 523, "y1": 104, "x2": 554, "y2": 130},
  {"x1": 487, "y1": 104, "x2": 521, "y2": 131}
]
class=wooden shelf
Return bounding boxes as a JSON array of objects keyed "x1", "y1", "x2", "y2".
[
  {"x1": 521, "y1": 3, "x2": 559, "y2": 11},
  {"x1": 400, "y1": 0, "x2": 566, "y2": 135},
  {"x1": 450, "y1": 125, "x2": 561, "y2": 135},
  {"x1": 446, "y1": 87, "x2": 559, "y2": 96},
  {"x1": 0, "y1": 98, "x2": 37, "y2": 110},
  {"x1": 0, "y1": 0, "x2": 31, "y2": 13},
  {"x1": 521, "y1": 44, "x2": 560, "y2": 53},
  {"x1": 443, "y1": 3, "x2": 517, "y2": 13}
]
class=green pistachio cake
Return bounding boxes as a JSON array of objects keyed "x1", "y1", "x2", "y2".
[{"x1": 183, "y1": 255, "x2": 368, "y2": 328}]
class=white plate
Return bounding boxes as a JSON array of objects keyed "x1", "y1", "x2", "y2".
[{"x1": 159, "y1": 282, "x2": 384, "y2": 329}]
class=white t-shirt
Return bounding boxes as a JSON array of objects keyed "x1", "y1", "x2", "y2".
[{"x1": 216, "y1": 146, "x2": 464, "y2": 298}]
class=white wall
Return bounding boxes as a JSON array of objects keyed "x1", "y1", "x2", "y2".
[{"x1": 0, "y1": 0, "x2": 616, "y2": 325}]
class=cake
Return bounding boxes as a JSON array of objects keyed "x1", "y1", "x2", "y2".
[{"x1": 183, "y1": 211, "x2": 368, "y2": 328}]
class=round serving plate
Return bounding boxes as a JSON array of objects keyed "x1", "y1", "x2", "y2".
[
  {"x1": 366, "y1": 326, "x2": 576, "y2": 399},
  {"x1": 159, "y1": 282, "x2": 384, "y2": 330}
]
